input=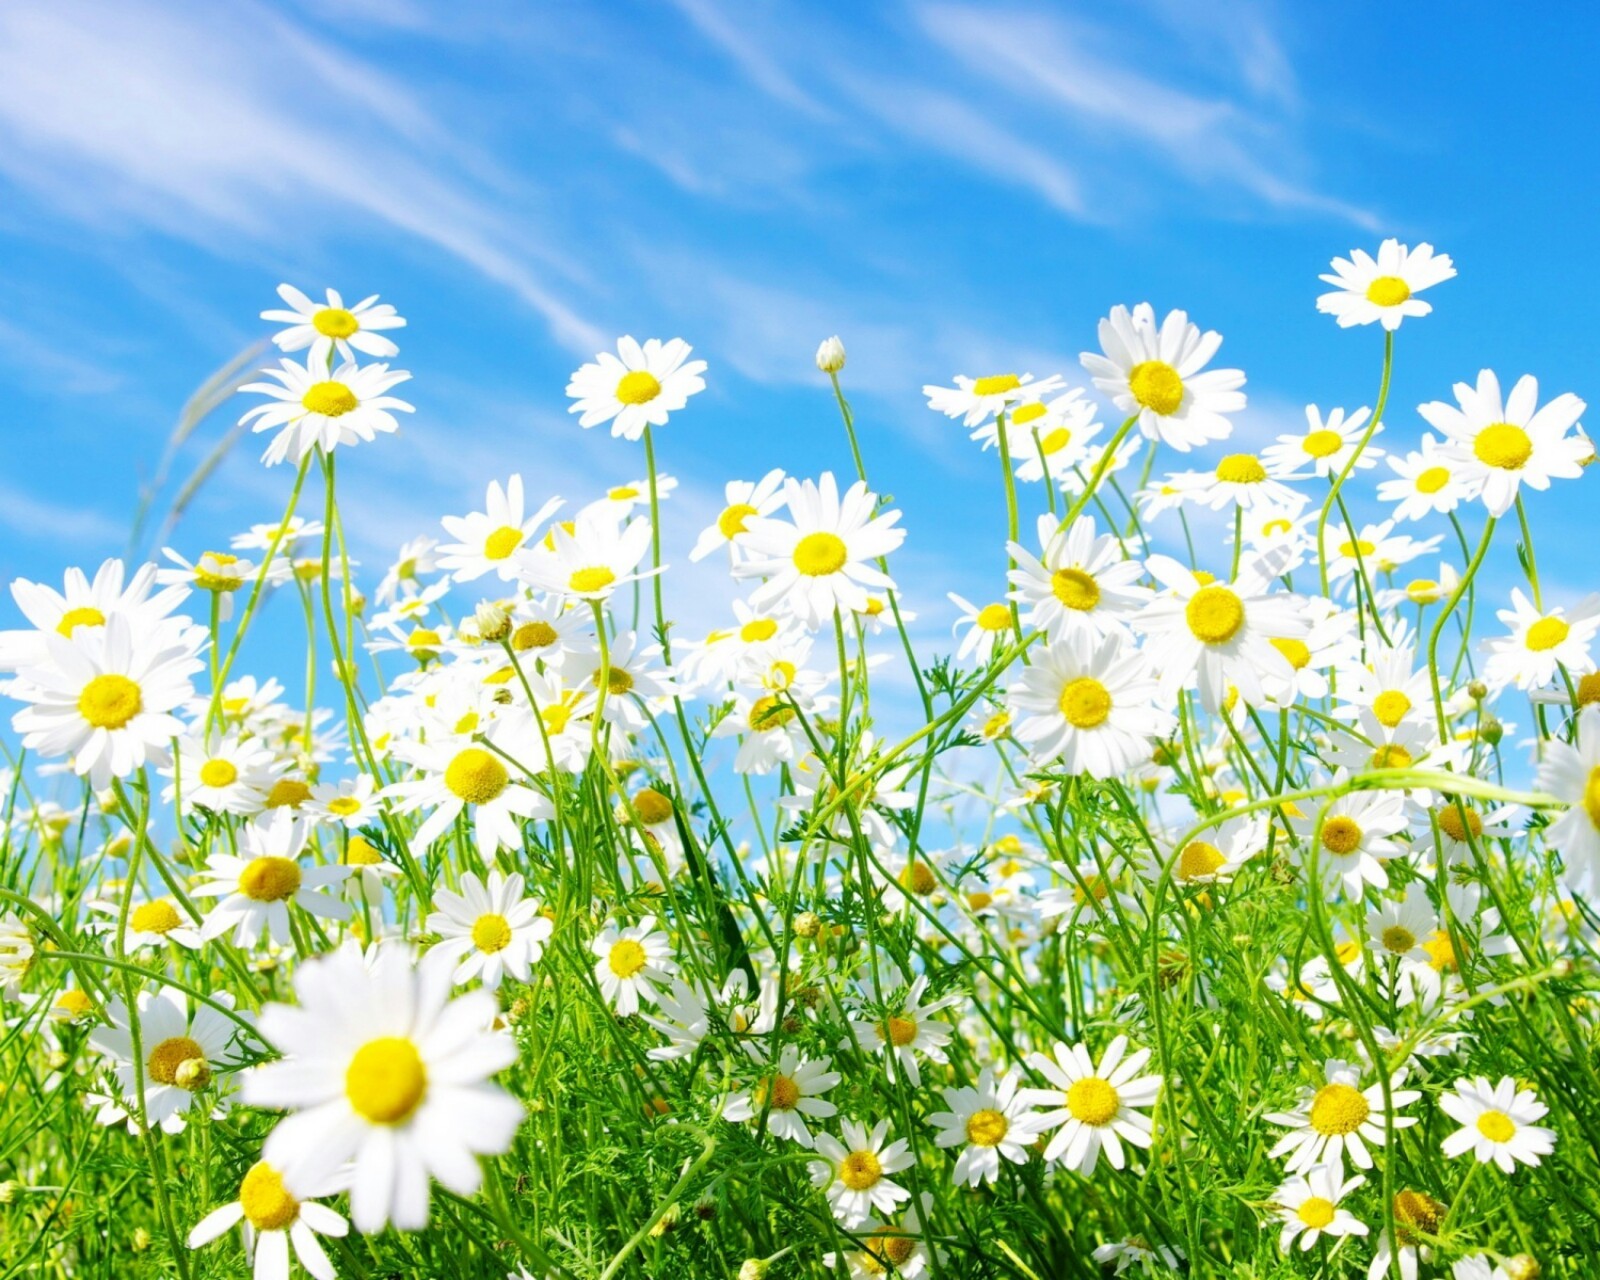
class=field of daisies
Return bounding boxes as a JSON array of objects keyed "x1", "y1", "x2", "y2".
[{"x1": 1, "y1": 241, "x2": 1597, "y2": 1280}]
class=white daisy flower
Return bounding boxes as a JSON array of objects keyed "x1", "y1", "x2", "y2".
[
  {"x1": 1422, "y1": 370, "x2": 1588, "y2": 517},
  {"x1": 926, "y1": 1065, "x2": 1046, "y2": 1187},
  {"x1": 947, "y1": 592, "x2": 1015, "y2": 665},
  {"x1": 1266, "y1": 1058, "x2": 1419, "y2": 1173},
  {"x1": 427, "y1": 871, "x2": 554, "y2": 991},
  {"x1": 305, "y1": 773, "x2": 382, "y2": 829},
  {"x1": 1025, "y1": 1035, "x2": 1162, "y2": 1175},
  {"x1": 89, "y1": 985, "x2": 243, "y2": 1133},
  {"x1": 591, "y1": 914, "x2": 675, "y2": 1015},
  {"x1": 375, "y1": 536, "x2": 440, "y2": 605},
  {"x1": 1007, "y1": 635, "x2": 1172, "y2": 777},
  {"x1": 1272, "y1": 1164, "x2": 1368, "y2": 1253},
  {"x1": 1378, "y1": 433, "x2": 1473, "y2": 522},
  {"x1": 261, "y1": 283, "x2": 405, "y2": 364},
  {"x1": 733, "y1": 473, "x2": 906, "y2": 629},
  {"x1": 385, "y1": 730, "x2": 554, "y2": 860},
  {"x1": 922, "y1": 372, "x2": 1064, "y2": 428},
  {"x1": 809, "y1": 1119, "x2": 913, "y2": 1227},
  {"x1": 1262, "y1": 405, "x2": 1383, "y2": 478},
  {"x1": 517, "y1": 509, "x2": 657, "y2": 602},
  {"x1": 89, "y1": 894, "x2": 204, "y2": 951},
  {"x1": 1080, "y1": 303, "x2": 1245, "y2": 452},
  {"x1": 1452, "y1": 1254, "x2": 1515, "y2": 1280},
  {"x1": 243, "y1": 944, "x2": 523, "y2": 1233},
  {"x1": 1317, "y1": 239, "x2": 1456, "y2": 330},
  {"x1": 1534, "y1": 704, "x2": 1600, "y2": 891},
  {"x1": 722, "y1": 1045, "x2": 841, "y2": 1148},
  {"x1": 1004, "y1": 389, "x2": 1103, "y2": 484},
  {"x1": 164, "y1": 729, "x2": 281, "y2": 816},
  {"x1": 565, "y1": 336, "x2": 706, "y2": 441},
  {"x1": 1091, "y1": 1238, "x2": 1186, "y2": 1276},
  {"x1": 823, "y1": 1194, "x2": 936, "y2": 1280},
  {"x1": 0, "y1": 558, "x2": 195, "y2": 673},
  {"x1": 1325, "y1": 519, "x2": 1440, "y2": 584},
  {"x1": 1180, "y1": 451, "x2": 1302, "y2": 511},
  {"x1": 1291, "y1": 786, "x2": 1410, "y2": 897},
  {"x1": 1484, "y1": 588, "x2": 1600, "y2": 692},
  {"x1": 230, "y1": 516, "x2": 326, "y2": 556},
  {"x1": 848, "y1": 975, "x2": 959, "y2": 1089},
  {"x1": 437, "y1": 475, "x2": 563, "y2": 583},
  {"x1": 1263, "y1": 598, "x2": 1359, "y2": 705},
  {"x1": 584, "y1": 473, "x2": 677, "y2": 521},
  {"x1": 561, "y1": 630, "x2": 678, "y2": 731},
  {"x1": 187, "y1": 1160, "x2": 349, "y2": 1280},
  {"x1": 155, "y1": 547, "x2": 259, "y2": 619},
  {"x1": 1366, "y1": 884, "x2": 1436, "y2": 965},
  {"x1": 1439, "y1": 1076, "x2": 1556, "y2": 1172},
  {"x1": 689, "y1": 469, "x2": 788, "y2": 563},
  {"x1": 193, "y1": 812, "x2": 352, "y2": 947},
  {"x1": 1150, "y1": 812, "x2": 1266, "y2": 888},
  {"x1": 640, "y1": 978, "x2": 711, "y2": 1063},
  {"x1": 238, "y1": 356, "x2": 413, "y2": 466},
  {"x1": 1006, "y1": 514, "x2": 1150, "y2": 646}
]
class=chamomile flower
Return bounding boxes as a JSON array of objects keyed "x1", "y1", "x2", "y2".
[
  {"x1": 187, "y1": 1161, "x2": 348, "y2": 1280},
  {"x1": 385, "y1": 731, "x2": 555, "y2": 860},
  {"x1": 238, "y1": 357, "x2": 413, "y2": 466},
  {"x1": 518, "y1": 509, "x2": 657, "y2": 602},
  {"x1": 1183, "y1": 451, "x2": 1302, "y2": 511},
  {"x1": 90, "y1": 985, "x2": 243, "y2": 1132},
  {"x1": 1292, "y1": 787, "x2": 1410, "y2": 896},
  {"x1": 1080, "y1": 303, "x2": 1245, "y2": 452},
  {"x1": 1262, "y1": 405, "x2": 1382, "y2": 478},
  {"x1": 1267, "y1": 1059, "x2": 1419, "y2": 1173},
  {"x1": 810, "y1": 1119, "x2": 913, "y2": 1226},
  {"x1": 1092, "y1": 1238, "x2": 1186, "y2": 1276},
  {"x1": 1272, "y1": 1165, "x2": 1368, "y2": 1253},
  {"x1": 1263, "y1": 598, "x2": 1358, "y2": 705},
  {"x1": 690, "y1": 469, "x2": 789, "y2": 563},
  {"x1": 165, "y1": 730, "x2": 280, "y2": 816},
  {"x1": 427, "y1": 871, "x2": 553, "y2": 991},
  {"x1": 562, "y1": 630, "x2": 679, "y2": 730},
  {"x1": 1325, "y1": 519, "x2": 1440, "y2": 584},
  {"x1": 375, "y1": 537, "x2": 440, "y2": 605},
  {"x1": 926, "y1": 1065, "x2": 1046, "y2": 1186},
  {"x1": 1379, "y1": 433, "x2": 1473, "y2": 522},
  {"x1": 1484, "y1": 589, "x2": 1600, "y2": 691},
  {"x1": 723, "y1": 1045, "x2": 841, "y2": 1147},
  {"x1": 1439, "y1": 1076, "x2": 1556, "y2": 1172},
  {"x1": 244, "y1": 944, "x2": 523, "y2": 1233},
  {"x1": 90, "y1": 894, "x2": 204, "y2": 951},
  {"x1": 1317, "y1": 239, "x2": 1456, "y2": 330},
  {"x1": 1366, "y1": 885, "x2": 1436, "y2": 964},
  {"x1": 1151, "y1": 812, "x2": 1265, "y2": 888},
  {"x1": 1006, "y1": 635, "x2": 1172, "y2": 777},
  {"x1": 1422, "y1": 370, "x2": 1589, "y2": 517},
  {"x1": 848, "y1": 976, "x2": 958, "y2": 1088},
  {"x1": 584, "y1": 473, "x2": 678, "y2": 521},
  {"x1": 824, "y1": 1195, "x2": 936, "y2": 1280},
  {"x1": 565, "y1": 337, "x2": 706, "y2": 441},
  {"x1": 1006, "y1": 514, "x2": 1150, "y2": 645},
  {"x1": 262, "y1": 284, "x2": 405, "y2": 364},
  {"x1": 1534, "y1": 705, "x2": 1600, "y2": 891},
  {"x1": 438, "y1": 476, "x2": 563, "y2": 584},
  {"x1": 1006, "y1": 389, "x2": 1102, "y2": 484},
  {"x1": 591, "y1": 915, "x2": 675, "y2": 1015},
  {"x1": 734, "y1": 473, "x2": 905, "y2": 629},
  {"x1": 923, "y1": 372, "x2": 1063, "y2": 428},
  {"x1": 193, "y1": 812, "x2": 352, "y2": 947},
  {"x1": 1026, "y1": 1035, "x2": 1161, "y2": 1174},
  {"x1": 947, "y1": 593, "x2": 1014, "y2": 664},
  {"x1": 305, "y1": 774, "x2": 382, "y2": 828},
  {"x1": 0, "y1": 558, "x2": 195, "y2": 673}
]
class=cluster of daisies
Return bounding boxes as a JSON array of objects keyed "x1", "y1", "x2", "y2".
[{"x1": 0, "y1": 242, "x2": 1594, "y2": 1280}]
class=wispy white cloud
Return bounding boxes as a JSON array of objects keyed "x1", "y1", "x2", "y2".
[
  {"x1": 666, "y1": 0, "x2": 835, "y2": 121},
  {"x1": 0, "y1": 479, "x2": 123, "y2": 547}
]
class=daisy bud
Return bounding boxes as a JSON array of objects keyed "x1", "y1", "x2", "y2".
[
  {"x1": 1506, "y1": 1255, "x2": 1541, "y2": 1280},
  {"x1": 1479, "y1": 716, "x2": 1504, "y2": 745},
  {"x1": 1467, "y1": 679, "x2": 1489, "y2": 701},
  {"x1": 815, "y1": 336, "x2": 846, "y2": 373},
  {"x1": 0, "y1": 1180, "x2": 18, "y2": 1204},
  {"x1": 131, "y1": 1227, "x2": 153, "y2": 1252},
  {"x1": 476, "y1": 600, "x2": 513, "y2": 643},
  {"x1": 738, "y1": 1261, "x2": 769, "y2": 1280},
  {"x1": 793, "y1": 911, "x2": 821, "y2": 939},
  {"x1": 175, "y1": 1057, "x2": 213, "y2": 1091}
]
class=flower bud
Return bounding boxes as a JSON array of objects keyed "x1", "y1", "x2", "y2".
[
  {"x1": 793, "y1": 911, "x2": 821, "y2": 939},
  {"x1": 475, "y1": 600, "x2": 513, "y2": 643},
  {"x1": 1479, "y1": 716, "x2": 1504, "y2": 745},
  {"x1": 1505, "y1": 1257, "x2": 1540, "y2": 1280},
  {"x1": 738, "y1": 1262, "x2": 768, "y2": 1280},
  {"x1": 815, "y1": 336, "x2": 846, "y2": 373},
  {"x1": 1467, "y1": 679, "x2": 1489, "y2": 701},
  {"x1": 175, "y1": 1057, "x2": 213, "y2": 1091},
  {"x1": 132, "y1": 1227, "x2": 153, "y2": 1252}
]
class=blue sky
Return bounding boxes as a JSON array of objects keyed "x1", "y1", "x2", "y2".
[{"x1": 1, "y1": 0, "x2": 1595, "y2": 665}]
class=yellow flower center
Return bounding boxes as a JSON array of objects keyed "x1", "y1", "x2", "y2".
[
  {"x1": 839, "y1": 1149, "x2": 883, "y2": 1190},
  {"x1": 864, "y1": 1231, "x2": 918, "y2": 1270},
  {"x1": 898, "y1": 861, "x2": 938, "y2": 897},
  {"x1": 1011, "y1": 401, "x2": 1047, "y2": 425},
  {"x1": 1394, "y1": 1190, "x2": 1446, "y2": 1239},
  {"x1": 345, "y1": 1037, "x2": 427, "y2": 1124},
  {"x1": 1381, "y1": 925, "x2": 1417, "y2": 954},
  {"x1": 1297, "y1": 1196, "x2": 1336, "y2": 1229},
  {"x1": 1051, "y1": 567, "x2": 1100, "y2": 611},
  {"x1": 77, "y1": 674, "x2": 142, "y2": 730},
  {"x1": 194, "y1": 552, "x2": 245, "y2": 592},
  {"x1": 1415, "y1": 466, "x2": 1450, "y2": 494},
  {"x1": 147, "y1": 1035, "x2": 206, "y2": 1088},
  {"x1": 608, "y1": 486, "x2": 639, "y2": 501},
  {"x1": 1185, "y1": 585, "x2": 1245, "y2": 644},
  {"x1": 1309, "y1": 1082, "x2": 1370, "y2": 1135},
  {"x1": 1039, "y1": 426, "x2": 1072, "y2": 454},
  {"x1": 1320, "y1": 816, "x2": 1363, "y2": 856},
  {"x1": 198, "y1": 759, "x2": 238, "y2": 789},
  {"x1": 239, "y1": 1161, "x2": 300, "y2": 1231},
  {"x1": 749, "y1": 695, "x2": 797, "y2": 731},
  {"x1": 1371, "y1": 743, "x2": 1413, "y2": 770},
  {"x1": 1215, "y1": 454, "x2": 1267, "y2": 485},
  {"x1": 1526, "y1": 617, "x2": 1570, "y2": 651},
  {"x1": 132, "y1": 900, "x2": 182, "y2": 935},
  {"x1": 1339, "y1": 539, "x2": 1377, "y2": 559},
  {"x1": 483, "y1": 526, "x2": 523, "y2": 560},
  {"x1": 444, "y1": 748, "x2": 509, "y2": 805},
  {"x1": 616, "y1": 370, "x2": 662, "y2": 405},
  {"x1": 239, "y1": 857, "x2": 302, "y2": 902},
  {"x1": 965, "y1": 1108, "x2": 1010, "y2": 1147},
  {"x1": 1435, "y1": 804, "x2": 1482, "y2": 843},
  {"x1": 1577, "y1": 673, "x2": 1600, "y2": 707},
  {"x1": 1127, "y1": 360, "x2": 1184, "y2": 416},
  {"x1": 632, "y1": 788, "x2": 675, "y2": 826},
  {"x1": 1066, "y1": 1076, "x2": 1119, "y2": 1125},
  {"x1": 1372, "y1": 690, "x2": 1412, "y2": 728},
  {"x1": 55, "y1": 988, "x2": 94, "y2": 1018},
  {"x1": 327, "y1": 796, "x2": 363, "y2": 816},
  {"x1": 569, "y1": 566, "x2": 616, "y2": 594},
  {"x1": 1058, "y1": 677, "x2": 1112, "y2": 729},
  {"x1": 793, "y1": 531, "x2": 849, "y2": 577},
  {"x1": 718, "y1": 502, "x2": 758, "y2": 539},
  {"x1": 740, "y1": 618, "x2": 779, "y2": 643},
  {"x1": 608, "y1": 938, "x2": 648, "y2": 978},
  {"x1": 755, "y1": 1073, "x2": 801, "y2": 1111},
  {"x1": 265, "y1": 778, "x2": 311, "y2": 809},
  {"x1": 1270, "y1": 637, "x2": 1312, "y2": 670},
  {"x1": 344, "y1": 835, "x2": 384, "y2": 866},
  {"x1": 594, "y1": 666, "x2": 634, "y2": 696},
  {"x1": 512, "y1": 621, "x2": 559, "y2": 651},
  {"x1": 301, "y1": 381, "x2": 359, "y2": 417},
  {"x1": 1423, "y1": 928, "x2": 1465, "y2": 972},
  {"x1": 971, "y1": 374, "x2": 1021, "y2": 397},
  {"x1": 1177, "y1": 841, "x2": 1226, "y2": 882},
  {"x1": 406, "y1": 628, "x2": 442, "y2": 657},
  {"x1": 1473, "y1": 423, "x2": 1534, "y2": 471},
  {"x1": 1476, "y1": 1110, "x2": 1516, "y2": 1143},
  {"x1": 312, "y1": 307, "x2": 360, "y2": 338},
  {"x1": 975, "y1": 603, "x2": 1012, "y2": 632},
  {"x1": 56, "y1": 605, "x2": 106, "y2": 636},
  {"x1": 1302, "y1": 430, "x2": 1343, "y2": 459},
  {"x1": 471, "y1": 913, "x2": 513, "y2": 953},
  {"x1": 879, "y1": 1015, "x2": 918, "y2": 1047},
  {"x1": 1584, "y1": 765, "x2": 1600, "y2": 833},
  {"x1": 1365, "y1": 276, "x2": 1411, "y2": 306}
]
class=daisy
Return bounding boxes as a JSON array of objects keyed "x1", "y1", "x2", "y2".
[
  {"x1": 1325, "y1": 519, "x2": 1440, "y2": 584},
  {"x1": 824, "y1": 1195, "x2": 936, "y2": 1280},
  {"x1": 155, "y1": 547, "x2": 258, "y2": 619},
  {"x1": 1092, "y1": 1238, "x2": 1186, "y2": 1276},
  {"x1": 1378, "y1": 433, "x2": 1474, "y2": 522},
  {"x1": 947, "y1": 592, "x2": 1014, "y2": 664},
  {"x1": 922, "y1": 372, "x2": 1064, "y2": 428},
  {"x1": 231, "y1": 516, "x2": 326, "y2": 557},
  {"x1": 89, "y1": 985, "x2": 243, "y2": 1133},
  {"x1": 1006, "y1": 514, "x2": 1150, "y2": 645},
  {"x1": 1080, "y1": 303, "x2": 1245, "y2": 452},
  {"x1": 1181, "y1": 451, "x2": 1302, "y2": 511},
  {"x1": 1150, "y1": 812, "x2": 1265, "y2": 888},
  {"x1": 238, "y1": 356, "x2": 413, "y2": 466},
  {"x1": 1007, "y1": 635, "x2": 1172, "y2": 777},
  {"x1": 243, "y1": 944, "x2": 523, "y2": 1233},
  {"x1": 926, "y1": 1065, "x2": 1046, "y2": 1186},
  {"x1": 1263, "y1": 598, "x2": 1359, "y2": 706},
  {"x1": 1262, "y1": 405, "x2": 1383, "y2": 478},
  {"x1": 722, "y1": 1045, "x2": 841, "y2": 1147},
  {"x1": 1422, "y1": 370, "x2": 1588, "y2": 517},
  {"x1": 591, "y1": 915, "x2": 675, "y2": 1015},
  {"x1": 562, "y1": 630, "x2": 678, "y2": 730},
  {"x1": 1025, "y1": 1035, "x2": 1162, "y2": 1175},
  {"x1": 305, "y1": 773, "x2": 382, "y2": 829},
  {"x1": 10, "y1": 614, "x2": 201, "y2": 787},
  {"x1": 1273, "y1": 1165, "x2": 1368, "y2": 1253},
  {"x1": 1135, "y1": 552, "x2": 1307, "y2": 712},
  {"x1": 1439, "y1": 1076, "x2": 1557, "y2": 1172},
  {"x1": 261, "y1": 283, "x2": 405, "y2": 364},
  {"x1": 586, "y1": 474, "x2": 678, "y2": 521},
  {"x1": 565, "y1": 336, "x2": 706, "y2": 441},
  {"x1": 809, "y1": 1119, "x2": 913, "y2": 1226},
  {"x1": 517, "y1": 509, "x2": 657, "y2": 602},
  {"x1": 640, "y1": 978, "x2": 711, "y2": 1062},
  {"x1": 1317, "y1": 239, "x2": 1456, "y2": 330},
  {"x1": 427, "y1": 871, "x2": 554, "y2": 991},
  {"x1": 385, "y1": 731, "x2": 554, "y2": 860},
  {"x1": 340, "y1": 835, "x2": 403, "y2": 903},
  {"x1": 689, "y1": 469, "x2": 788, "y2": 563},
  {"x1": 164, "y1": 729, "x2": 281, "y2": 816},
  {"x1": 1453, "y1": 1257, "x2": 1515, "y2": 1280},
  {"x1": 437, "y1": 476, "x2": 563, "y2": 583},
  {"x1": 1006, "y1": 389, "x2": 1103, "y2": 484},
  {"x1": 1367, "y1": 1189, "x2": 1445, "y2": 1280},
  {"x1": 193, "y1": 812, "x2": 352, "y2": 947},
  {"x1": 1267, "y1": 1058, "x2": 1419, "y2": 1173},
  {"x1": 1334, "y1": 639, "x2": 1434, "y2": 732},
  {"x1": 1484, "y1": 589, "x2": 1600, "y2": 692},
  {"x1": 734, "y1": 473, "x2": 906, "y2": 629},
  {"x1": 504, "y1": 596, "x2": 593, "y2": 665},
  {"x1": 1292, "y1": 787, "x2": 1410, "y2": 896},
  {"x1": 187, "y1": 1161, "x2": 348, "y2": 1280},
  {"x1": 848, "y1": 975, "x2": 958, "y2": 1088},
  {"x1": 375, "y1": 536, "x2": 440, "y2": 605},
  {"x1": 1366, "y1": 885, "x2": 1436, "y2": 965},
  {"x1": 0, "y1": 558, "x2": 194, "y2": 673},
  {"x1": 90, "y1": 894, "x2": 204, "y2": 951},
  {"x1": 1534, "y1": 704, "x2": 1600, "y2": 891}
]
